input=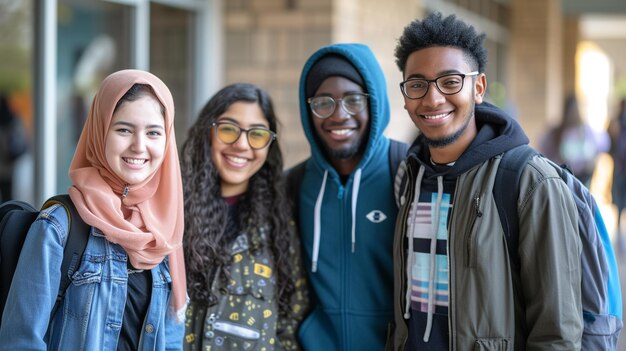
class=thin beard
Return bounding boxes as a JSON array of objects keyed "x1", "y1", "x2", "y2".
[
  {"x1": 327, "y1": 143, "x2": 360, "y2": 159},
  {"x1": 424, "y1": 122, "x2": 468, "y2": 148},
  {"x1": 323, "y1": 134, "x2": 364, "y2": 160},
  {"x1": 424, "y1": 101, "x2": 475, "y2": 148}
]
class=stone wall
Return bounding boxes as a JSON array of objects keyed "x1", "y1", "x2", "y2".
[
  {"x1": 223, "y1": 0, "x2": 578, "y2": 165},
  {"x1": 224, "y1": 0, "x2": 418, "y2": 167}
]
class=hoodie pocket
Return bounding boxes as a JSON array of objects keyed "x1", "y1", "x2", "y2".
[{"x1": 473, "y1": 337, "x2": 511, "y2": 350}]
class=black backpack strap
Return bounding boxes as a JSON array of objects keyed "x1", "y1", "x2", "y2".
[
  {"x1": 41, "y1": 194, "x2": 90, "y2": 316},
  {"x1": 284, "y1": 161, "x2": 307, "y2": 218},
  {"x1": 388, "y1": 139, "x2": 409, "y2": 180},
  {"x1": 493, "y1": 145, "x2": 537, "y2": 269}
]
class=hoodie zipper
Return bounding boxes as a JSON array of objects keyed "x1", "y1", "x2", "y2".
[{"x1": 397, "y1": 163, "x2": 414, "y2": 348}]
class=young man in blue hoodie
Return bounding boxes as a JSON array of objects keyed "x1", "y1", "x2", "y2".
[
  {"x1": 286, "y1": 43, "x2": 407, "y2": 350},
  {"x1": 387, "y1": 12, "x2": 583, "y2": 350}
]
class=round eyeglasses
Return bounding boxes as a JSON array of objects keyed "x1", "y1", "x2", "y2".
[
  {"x1": 211, "y1": 122, "x2": 276, "y2": 150},
  {"x1": 307, "y1": 93, "x2": 369, "y2": 119},
  {"x1": 399, "y1": 71, "x2": 479, "y2": 100}
]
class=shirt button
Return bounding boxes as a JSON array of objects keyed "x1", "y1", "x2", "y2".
[{"x1": 145, "y1": 324, "x2": 155, "y2": 333}]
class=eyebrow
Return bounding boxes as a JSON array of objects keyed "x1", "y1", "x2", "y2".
[
  {"x1": 112, "y1": 121, "x2": 165, "y2": 130},
  {"x1": 218, "y1": 116, "x2": 269, "y2": 129},
  {"x1": 405, "y1": 69, "x2": 464, "y2": 80}
]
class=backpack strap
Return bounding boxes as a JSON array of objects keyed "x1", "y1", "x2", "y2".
[
  {"x1": 285, "y1": 161, "x2": 307, "y2": 218},
  {"x1": 493, "y1": 144, "x2": 537, "y2": 269},
  {"x1": 388, "y1": 139, "x2": 409, "y2": 180},
  {"x1": 41, "y1": 194, "x2": 90, "y2": 317}
]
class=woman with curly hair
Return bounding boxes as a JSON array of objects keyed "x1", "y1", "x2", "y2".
[{"x1": 180, "y1": 83, "x2": 308, "y2": 350}]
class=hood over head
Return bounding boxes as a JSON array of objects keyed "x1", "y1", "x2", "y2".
[
  {"x1": 299, "y1": 43, "x2": 390, "y2": 174},
  {"x1": 305, "y1": 54, "x2": 365, "y2": 98}
]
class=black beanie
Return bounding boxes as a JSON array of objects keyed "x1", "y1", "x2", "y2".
[{"x1": 305, "y1": 54, "x2": 365, "y2": 98}]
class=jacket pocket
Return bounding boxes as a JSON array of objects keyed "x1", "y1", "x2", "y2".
[
  {"x1": 473, "y1": 337, "x2": 511, "y2": 350},
  {"x1": 65, "y1": 259, "x2": 102, "y2": 318},
  {"x1": 465, "y1": 192, "x2": 484, "y2": 267},
  {"x1": 202, "y1": 288, "x2": 272, "y2": 350},
  {"x1": 202, "y1": 253, "x2": 278, "y2": 350},
  {"x1": 203, "y1": 320, "x2": 260, "y2": 350},
  {"x1": 582, "y1": 312, "x2": 623, "y2": 350}
]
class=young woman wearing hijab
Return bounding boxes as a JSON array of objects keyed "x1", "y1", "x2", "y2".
[
  {"x1": 0, "y1": 69, "x2": 186, "y2": 350},
  {"x1": 180, "y1": 83, "x2": 308, "y2": 350}
]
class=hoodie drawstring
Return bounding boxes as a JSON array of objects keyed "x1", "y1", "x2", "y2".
[
  {"x1": 311, "y1": 168, "x2": 362, "y2": 272},
  {"x1": 404, "y1": 166, "x2": 425, "y2": 319},
  {"x1": 350, "y1": 168, "x2": 362, "y2": 253},
  {"x1": 312, "y1": 170, "x2": 328, "y2": 272},
  {"x1": 423, "y1": 175, "x2": 444, "y2": 342}
]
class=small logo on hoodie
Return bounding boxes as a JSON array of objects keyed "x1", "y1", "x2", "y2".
[{"x1": 366, "y1": 210, "x2": 387, "y2": 223}]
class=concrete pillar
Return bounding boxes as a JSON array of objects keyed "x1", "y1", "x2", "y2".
[
  {"x1": 562, "y1": 16, "x2": 580, "y2": 100},
  {"x1": 509, "y1": 0, "x2": 562, "y2": 146}
]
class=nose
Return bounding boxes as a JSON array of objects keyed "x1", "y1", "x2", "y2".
[
  {"x1": 231, "y1": 131, "x2": 251, "y2": 150},
  {"x1": 330, "y1": 101, "x2": 350, "y2": 119},
  {"x1": 421, "y1": 82, "x2": 446, "y2": 107},
  {"x1": 131, "y1": 133, "x2": 147, "y2": 152}
]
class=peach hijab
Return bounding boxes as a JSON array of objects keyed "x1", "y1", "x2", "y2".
[{"x1": 68, "y1": 69, "x2": 186, "y2": 319}]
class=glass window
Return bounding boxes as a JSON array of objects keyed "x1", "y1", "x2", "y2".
[
  {"x1": 57, "y1": 0, "x2": 131, "y2": 191},
  {"x1": 150, "y1": 3, "x2": 194, "y2": 149},
  {"x1": 0, "y1": 0, "x2": 33, "y2": 202}
]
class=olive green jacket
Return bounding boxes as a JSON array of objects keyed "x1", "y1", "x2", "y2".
[{"x1": 388, "y1": 153, "x2": 583, "y2": 351}]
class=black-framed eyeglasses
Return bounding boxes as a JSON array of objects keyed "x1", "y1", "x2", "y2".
[
  {"x1": 211, "y1": 122, "x2": 276, "y2": 150},
  {"x1": 307, "y1": 93, "x2": 369, "y2": 119},
  {"x1": 399, "y1": 71, "x2": 479, "y2": 100}
]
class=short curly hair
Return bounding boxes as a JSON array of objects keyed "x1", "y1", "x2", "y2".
[{"x1": 395, "y1": 12, "x2": 488, "y2": 74}]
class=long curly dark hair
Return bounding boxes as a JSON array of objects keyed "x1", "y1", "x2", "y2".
[{"x1": 180, "y1": 83, "x2": 296, "y2": 317}]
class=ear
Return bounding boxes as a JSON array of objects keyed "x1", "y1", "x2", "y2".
[{"x1": 474, "y1": 73, "x2": 487, "y2": 104}]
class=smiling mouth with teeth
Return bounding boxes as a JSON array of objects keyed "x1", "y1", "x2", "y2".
[
  {"x1": 330, "y1": 129, "x2": 353, "y2": 135},
  {"x1": 225, "y1": 155, "x2": 247, "y2": 164},
  {"x1": 422, "y1": 112, "x2": 451, "y2": 119},
  {"x1": 420, "y1": 112, "x2": 452, "y2": 119},
  {"x1": 124, "y1": 157, "x2": 147, "y2": 165}
]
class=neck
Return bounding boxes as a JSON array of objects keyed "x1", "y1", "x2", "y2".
[
  {"x1": 331, "y1": 156, "x2": 361, "y2": 177},
  {"x1": 223, "y1": 193, "x2": 243, "y2": 205}
]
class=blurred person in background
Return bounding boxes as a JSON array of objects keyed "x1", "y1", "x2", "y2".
[
  {"x1": 539, "y1": 94, "x2": 609, "y2": 185},
  {"x1": 609, "y1": 98, "x2": 626, "y2": 249},
  {"x1": 0, "y1": 93, "x2": 28, "y2": 201}
]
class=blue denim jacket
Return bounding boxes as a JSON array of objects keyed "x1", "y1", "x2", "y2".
[{"x1": 0, "y1": 203, "x2": 184, "y2": 350}]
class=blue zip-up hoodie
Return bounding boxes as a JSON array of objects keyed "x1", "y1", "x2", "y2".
[{"x1": 296, "y1": 43, "x2": 396, "y2": 350}]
